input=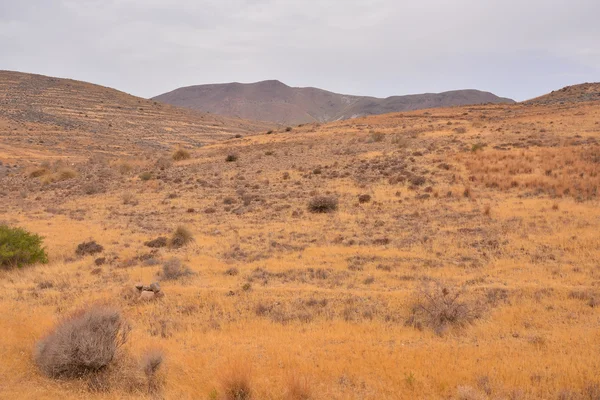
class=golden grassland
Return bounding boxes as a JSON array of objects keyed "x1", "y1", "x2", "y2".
[{"x1": 1, "y1": 100, "x2": 600, "y2": 399}]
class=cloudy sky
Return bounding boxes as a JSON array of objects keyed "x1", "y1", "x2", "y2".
[{"x1": 1, "y1": 0, "x2": 599, "y2": 101}]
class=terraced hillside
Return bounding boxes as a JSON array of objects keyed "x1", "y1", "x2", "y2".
[{"x1": 0, "y1": 71, "x2": 272, "y2": 163}]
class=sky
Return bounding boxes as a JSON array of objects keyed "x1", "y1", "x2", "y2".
[{"x1": 1, "y1": 0, "x2": 599, "y2": 101}]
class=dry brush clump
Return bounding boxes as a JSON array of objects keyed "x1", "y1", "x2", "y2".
[
  {"x1": 406, "y1": 284, "x2": 482, "y2": 336},
  {"x1": 160, "y1": 258, "x2": 194, "y2": 281},
  {"x1": 307, "y1": 195, "x2": 338, "y2": 213},
  {"x1": 218, "y1": 362, "x2": 253, "y2": 400},
  {"x1": 35, "y1": 305, "x2": 130, "y2": 378},
  {"x1": 169, "y1": 226, "x2": 194, "y2": 248},
  {"x1": 172, "y1": 148, "x2": 191, "y2": 161}
]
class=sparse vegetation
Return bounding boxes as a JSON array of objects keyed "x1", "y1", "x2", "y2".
[{"x1": 0, "y1": 225, "x2": 48, "y2": 268}]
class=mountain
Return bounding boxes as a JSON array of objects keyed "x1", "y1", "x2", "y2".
[
  {"x1": 0, "y1": 71, "x2": 272, "y2": 159},
  {"x1": 523, "y1": 83, "x2": 600, "y2": 105},
  {"x1": 152, "y1": 80, "x2": 515, "y2": 125}
]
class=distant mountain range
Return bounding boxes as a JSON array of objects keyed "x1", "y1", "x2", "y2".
[{"x1": 153, "y1": 80, "x2": 515, "y2": 125}]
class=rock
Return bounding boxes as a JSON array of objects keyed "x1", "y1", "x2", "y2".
[
  {"x1": 149, "y1": 282, "x2": 161, "y2": 293},
  {"x1": 134, "y1": 283, "x2": 144, "y2": 291},
  {"x1": 139, "y1": 290, "x2": 155, "y2": 301}
]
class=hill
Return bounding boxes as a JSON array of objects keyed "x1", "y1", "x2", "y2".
[
  {"x1": 1, "y1": 80, "x2": 600, "y2": 399},
  {"x1": 524, "y1": 82, "x2": 600, "y2": 105},
  {"x1": 0, "y1": 71, "x2": 272, "y2": 161},
  {"x1": 152, "y1": 80, "x2": 515, "y2": 125}
]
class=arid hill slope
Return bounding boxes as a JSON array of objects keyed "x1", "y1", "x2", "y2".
[
  {"x1": 524, "y1": 82, "x2": 600, "y2": 105},
  {"x1": 0, "y1": 71, "x2": 272, "y2": 161},
  {"x1": 152, "y1": 80, "x2": 515, "y2": 125}
]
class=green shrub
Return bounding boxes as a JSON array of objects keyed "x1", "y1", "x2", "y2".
[{"x1": 0, "y1": 225, "x2": 48, "y2": 268}]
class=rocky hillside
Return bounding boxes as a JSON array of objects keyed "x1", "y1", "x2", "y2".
[
  {"x1": 152, "y1": 80, "x2": 515, "y2": 125},
  {"x1": 524, "y1": 82, "x2": 600, "y2": 105}
]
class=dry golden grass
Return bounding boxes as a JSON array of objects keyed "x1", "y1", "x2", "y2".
[{"x1": 1, "y1": 98, "x2": 600, "y2": 399}]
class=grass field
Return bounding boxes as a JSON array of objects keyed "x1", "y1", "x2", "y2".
[{"x1": 1, "y1": 99, "x2": 600, "y2": 399}]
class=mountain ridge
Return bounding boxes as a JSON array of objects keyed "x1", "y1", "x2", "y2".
[{"x1": 152, "y1": 80, "x2": 515, "y2": 125}]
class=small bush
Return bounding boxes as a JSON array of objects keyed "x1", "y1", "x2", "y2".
[
  {"x1": 358, "y1": 194, "x2": 371, "y2": 204},
  {"x1": 308, "y1": 196, "x2": 338, "y2": 213},
  {"x1": 145, "y1": 237, "x2": 167, "y2": 248},
  {"x1": 172, "y1": 148, "x2": 191, "y2": 161},
  {"x1": 285, "y1": 127, "x2": 293, "y2": 132},
  {"x1": 121, "y1": 192, "x2": 138, "y2": 205},
  {"x1": 406, "y1": 284, "x2": 481, "y2": 336},
  {"x1": 226, "y1": 154, "x2": 238, "y2": 162},
  {"x1": 35, "y1": 305, "x2": 130, "y2": 378},
  {"x1": 0, "y1": 225, "x2": 48, "y2": 268},
  {"x1": 29, "y1": 168, "x2": 49, "y2": 178},
  {"x1": 76, "y1": 241, "x2": 104, "y2": 256},
  {"x1": 169, "y1": 226, "x2": 194, "y2": 248},
  {"x1": 139, "y1": 171, "x2": 153, "y2": 181},
  {"x1": 471, "y1": 143, "x2": 486, "y2": 152},
  {"x1": 219, "y1": 363, "x2": 253, "y2": 400},
  {"x1": 56, "y1": 168, "x2": 78, "y2": 181},
  {"x1": 161, "y1": 258, "x2": 193, "y2": 280}
]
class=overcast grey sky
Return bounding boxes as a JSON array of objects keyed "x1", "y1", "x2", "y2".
[{"x1": 1, "y1": 0, "x2": 599, "y2": 101}]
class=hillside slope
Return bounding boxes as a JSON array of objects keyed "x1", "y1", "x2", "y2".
[
  {"x1": 524, "y1": 82, "x2": 600, "y2": 105},
  {"x1": 0, "y1": 71, "x2": 271, "y2": 160},
  {"x1": 152, "y1": 80, "x2": 515, "y2": 125}
]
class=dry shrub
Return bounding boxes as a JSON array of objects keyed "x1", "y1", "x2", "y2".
[
  {"x1": 121, "y1": 192, "x2": 138, "y2": 205},
  {"x1": 35, "y1": 305, "x2": 130, "y2": 378},
  {"x1": 226, "y1": 153, "x2": 239, "y2": 162},
  {"x1": 145, "y1": 237, "x2": 168, "y2": 248},
  {"x1": 161, "y1": 258, "x2": 193, "y2": 280},
  {"x1": 76, "y1": 240, "x2": 104, "y2": 256},
  {"x1": 307, "y1": 195, "x2": 338, "y2": 213},
  {"x1": 219, "y1": 362, "x2": 253, "y2": 400},
  {"x1": 172, "y1": 148, "x2": 191, "y2": 161},
  {"x1": 169, "y1": 226, "x2": 194, "y2": 248},
  {"x1": 29, "y1": 168, "x2": 49, "y2": 178},
  {"x1": 55, "y1": 168, "x2": 78, "y2": 181},
  {"x1": 140, "y1": 348, "x2": 165, "y2": 395},
  {"x1": 406, "y1": 284, "x2": 481, "y2": 336}
]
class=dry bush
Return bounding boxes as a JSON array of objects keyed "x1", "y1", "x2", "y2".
[
  {"x1": 76, "y1": 240, "x2": 104, "y2": 256},
  {"x1": 121, "y1": 192, "x2": 138, "y2": 205},
  {"x1": 169, "y1": 226, "x2": 194, "y2": 248},
  {"x1": 406, "y1": 284, "x2": 482, "y2": 336},
  {"x1": 219, "y1": 363, "x2": 253, "y2": 400},
  {"x1": 140, "y1": 348, "x2": 164, "y2": 395},
  {"x1": 172, "y1": 148, "x2": 191, "y2": 161},
  {"x1": 307, "y1": 195, "x2": 338, "y2": 213},
  {"x1": 145, "y1": 237, "x2": 168, "y2": 248},
  {"x1": 29, "y1": 167, "x2": 49, "y2": 178},
  {"x1": 226, "y1": 153, "x2": 239, "y2": 162},
  {"x1": 55, "y1": 168, "x2": 78, "y2": 181},
  {"x1": 161, "y1": 258, "x2": 193, "y2": 281},
  {"x1": 35, "y1": 305, "x2": 130, "y2": 378}
]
